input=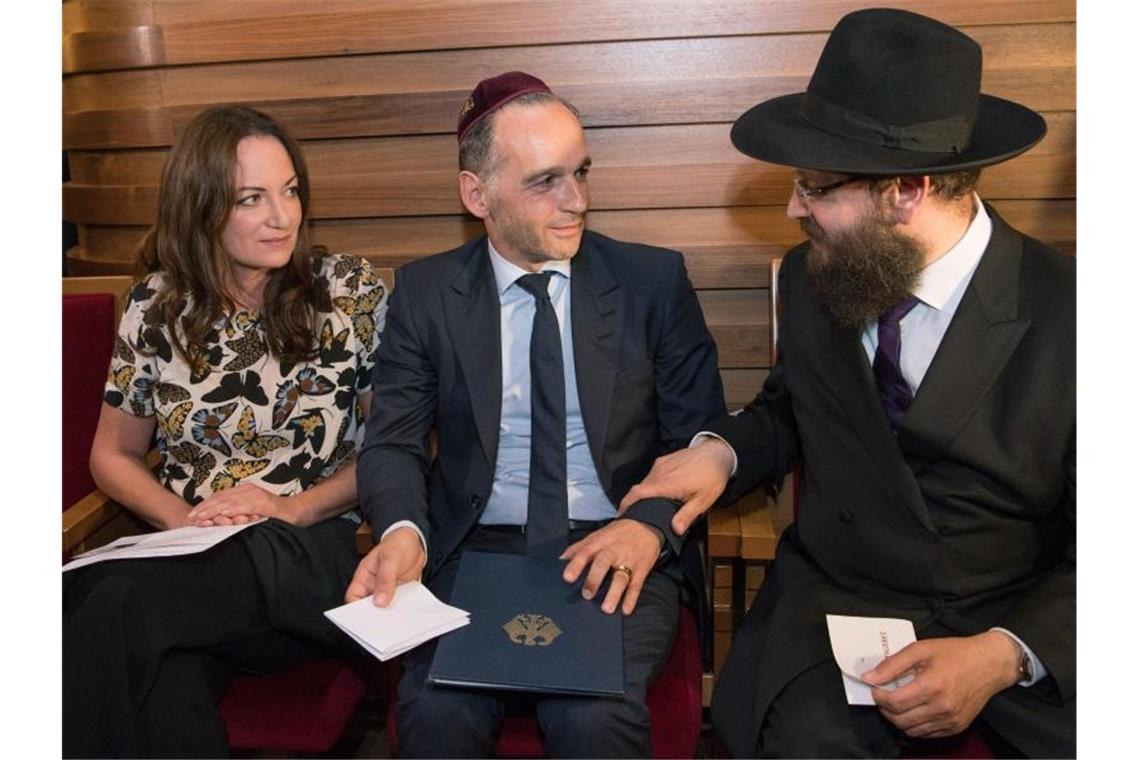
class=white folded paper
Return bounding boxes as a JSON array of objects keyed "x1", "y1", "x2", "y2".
[
  {"x1": 63, "y1": 521, "x2": 262, "y2": 572},
  {"x1": 825, "y1": 613, "x2": 917, "y2": 705},
  {"x1": 324, "y1": 582, "x2": 470, "y2": 661}
]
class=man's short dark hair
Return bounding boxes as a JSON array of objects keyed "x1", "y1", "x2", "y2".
[
  {"x1": 866, "y1": 169, "x2": 983, "y2": 201},
  {"x1": 458, "y1": 92, "x2": 581, "y2": 177}
]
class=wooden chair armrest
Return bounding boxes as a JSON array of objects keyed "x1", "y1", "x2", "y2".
[
  {"x1": 62, "y1": 488, "x2": 122, "y2": 553},
  {"x1": 705, "y1": 485, "x2": 781, "y2": 563},
  {"x1": 706, "y1": 499, "x2": 741, "y2": 560},
  {"x1": 736, "y1": 487, "x2": 779, "y2": 561}
]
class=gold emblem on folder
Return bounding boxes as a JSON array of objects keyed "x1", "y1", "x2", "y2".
[{"x1": 503, "y1": 614, "x2": 562, "y2": 647}]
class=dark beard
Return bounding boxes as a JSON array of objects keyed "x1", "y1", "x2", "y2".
[{"x1": 803, "y1": 212, "x2": 925, "y2": 328}]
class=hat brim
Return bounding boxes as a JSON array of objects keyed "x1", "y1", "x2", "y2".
[{"x1": 730, "y1": 92, "x2": 1046, "y2": 175}]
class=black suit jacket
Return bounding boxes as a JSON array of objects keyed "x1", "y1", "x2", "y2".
[
  {"x1": 708, "y1": 208, "x2": 1075, "y2": 757},
  {"x1": 358, "y1": 229, "x2": 725, "y2": 584}
]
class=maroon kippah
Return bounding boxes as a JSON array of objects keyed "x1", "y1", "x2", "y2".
[{"x1": 457, "y1": 71, "x2": 552, "y2": 142}]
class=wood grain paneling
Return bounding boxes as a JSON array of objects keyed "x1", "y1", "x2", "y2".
[
  {"x1": 65, "y1": 111, "x2": 1076, "y2": 191},
  {"x1": 722, "y1": 370, "x2": 767, "y2": 412},
  {"x1": 64, "y1": 0, "x2": 1073, "y2": 74},
  {"x1": 65, "y1": 23, "x2": 1075, "y2": 112},
  {"x1": 63, "y1": 23, "x2": 1074, "y2": 149},
  {"x1": 62, "y1": 112, "x2": 1074, "y2": 225},
  {"x1": 62, "y1": 0, "x2": 1076, "y2": 422}
]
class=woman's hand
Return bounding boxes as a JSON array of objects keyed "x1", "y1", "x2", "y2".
[{"x1": 186, "y1": 483, "x2": 297, "y2": 526}]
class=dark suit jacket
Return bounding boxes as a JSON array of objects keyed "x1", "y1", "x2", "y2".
[
  {"x1": 358, "y1": 229, "x2": 725, "y2": 589},
  {"x1": 708, "y1": 208, "x2": 1075, "y2": 757}
]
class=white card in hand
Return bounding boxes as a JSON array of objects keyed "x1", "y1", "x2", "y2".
[
  {"x1": 324, "y1": 582, "x2": 470, "y2": 661},
  {"x1": 826, "y1": 614, "x2": 917, "y2": 706}
]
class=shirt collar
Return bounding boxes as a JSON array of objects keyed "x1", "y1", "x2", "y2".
[
  {"x1": 913, "y1": 194, "x2": 992, "y2": 313},
  {"x1": 487, "y1": 238, "x2": 572, "y2": 296}
]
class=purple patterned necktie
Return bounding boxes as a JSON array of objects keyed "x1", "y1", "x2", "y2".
[{"x1": 872, "y1": 296, "x2": 920, "y2": 431}]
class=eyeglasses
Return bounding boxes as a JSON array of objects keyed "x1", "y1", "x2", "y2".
[{"x1": 792, "y1": 175, "x2": 867, "y2": 201}]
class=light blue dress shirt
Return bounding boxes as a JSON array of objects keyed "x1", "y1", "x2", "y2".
[{"x1": 479, "y1": 241, "x2": 616, "y2": 524}]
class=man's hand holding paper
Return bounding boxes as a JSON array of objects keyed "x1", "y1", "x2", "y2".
[
  {"x1": 326, "y1": 581, "x2": 469, "y2": 661},
  {"x1": 864, "y1": 632, "x2": 1023, "y2": 739},
  {"x1": 825, "y1": 614, "x2": 917, "y2": 705},
  {"x1": 345, "y1": 526, "x2": 426, "y2": 607}
]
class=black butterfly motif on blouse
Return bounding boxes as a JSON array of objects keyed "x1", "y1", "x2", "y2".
[
  {"x1": 318, "y1": 318, "x2": 353, "y2": 367},
  {"x1": 262, "y1": 451, "x2": 326, "y2": 491},
  {"x1": 286, "y1": 409, "x2": 327, "y2": 452},
  {"x1": 201, "y1": 370, "x2": 270, "y2": 406}
]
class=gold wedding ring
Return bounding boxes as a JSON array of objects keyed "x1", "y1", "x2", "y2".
[{"x1": 612, "y1": 564, "x2": 634, "y2": 581}]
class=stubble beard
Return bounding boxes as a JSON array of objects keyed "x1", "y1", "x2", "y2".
[
  {"x1": 487, "y1": 194, "x2": 583, "y2": 266},
  {"x1": 803, "y1": 210, "x2": 925, "y2": 329}
]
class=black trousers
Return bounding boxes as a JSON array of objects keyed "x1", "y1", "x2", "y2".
[
  {"x1": 62, "y1": 518, "x2": 360, "y2": 759},
  {"x1": 396, "y1": 526, "x2": 680, "y2": 759},
  {"x1": 751, "y1": 658, "x2": 1033, "y2": 759}
]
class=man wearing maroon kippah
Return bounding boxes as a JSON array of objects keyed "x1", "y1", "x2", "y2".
[{"x1": 347, "y1": 72, "x2": 726, "y2": 756}]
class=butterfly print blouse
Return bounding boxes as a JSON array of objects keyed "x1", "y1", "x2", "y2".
[{"x1": 104, "y1": 253, "x2": 387, "y2": 506}]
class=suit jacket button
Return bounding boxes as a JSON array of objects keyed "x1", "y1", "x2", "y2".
[
  {"x1": 470, "y1": 495, "x2": 483, "y2": 511},
  {"x1": 839, "y1": 507, "x2": 853, "y2": 523}
]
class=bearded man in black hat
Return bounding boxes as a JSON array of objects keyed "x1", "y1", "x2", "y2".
[{"x1": 622, "y1": 8, "x2": 1074, "y2": 757}]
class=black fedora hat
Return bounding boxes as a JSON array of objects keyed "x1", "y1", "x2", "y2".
[{"x1": 730, "y1": 8, "x2": 1046, "y2": 175}]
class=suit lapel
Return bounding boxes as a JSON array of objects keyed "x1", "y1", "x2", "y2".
[
  {"x1": 444, "y1": 238, "x2": 502, "y2": 467},
  {"x1": 828, "y1": 319, "x2": 936, "y2": 531},
  {"x1": 902, "y1": 207, "x2": 1031, "y2": 468},
  {"x1": 570, "y1": 234, "x2": 622, "y2": 482}
]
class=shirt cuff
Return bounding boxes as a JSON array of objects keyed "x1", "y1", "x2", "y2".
[
  {"x1": 990, "y1": 627, "x2": 1047, "y2": 687},
  {"x1": 690, "y1": 431, "x2": 738, "y2": 477},
  {"x1": 381, "y1": 520, "x2": 427, "y2": 556}
]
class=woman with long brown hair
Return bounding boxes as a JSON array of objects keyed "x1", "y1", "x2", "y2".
[{"x1": 63, "y1": 105, "x2": 386, "y2": 757}]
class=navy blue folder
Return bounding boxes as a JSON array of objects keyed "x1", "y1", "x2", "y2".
[{"x1": 427, "y1": 550, "x2": 625, "y2": 696}]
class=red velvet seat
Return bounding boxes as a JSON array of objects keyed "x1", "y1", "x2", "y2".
[
  {"x1": 387, "y1": 605, "x2": 703, "y2": 758},
  {"x1": 62, "y1": 292, "x2": 116, "y2": 512},
  {"x1": 219, "y1": 659, "x2": 367, "y2": 753}
]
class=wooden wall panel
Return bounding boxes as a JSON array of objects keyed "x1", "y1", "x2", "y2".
[
  {"x1": 64, "y1": 0, "x2": 1073, "y2": 73},
  {"x1": 62, "y1": 0, "x2": 1076, "y2": 415},
  {"x1": 61, "y1": 112, "x2": 1074, "y2": 226},
  {"x1": 63, "y1": 23, "x2": 1074, "y2": 149}
]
